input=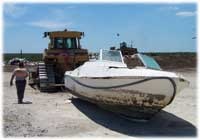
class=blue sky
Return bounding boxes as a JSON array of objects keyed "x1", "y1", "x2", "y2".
[{"x1": 3, "y1": 3, "x2": 197, "y2": 53}]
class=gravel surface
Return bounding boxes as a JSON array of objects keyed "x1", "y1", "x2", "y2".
[{"x1": 3, "y1": 69, "x2": 197, "y2": 137}]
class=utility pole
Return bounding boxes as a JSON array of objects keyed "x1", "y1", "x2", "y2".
[{"x1": 20, "y1": 49, "x2": 22, "y2": 58}]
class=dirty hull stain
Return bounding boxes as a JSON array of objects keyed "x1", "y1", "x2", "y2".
[
  {"x1": 69, "y1": 89, "x2": 167, "y2": 119},
  {"x1": 95, "y1": 89, "x2": 166, "y2": 107}
]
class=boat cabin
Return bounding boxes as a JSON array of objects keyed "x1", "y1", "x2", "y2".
[{"x1": 99, "y1": 49, "x2": 161, "y2": 70}]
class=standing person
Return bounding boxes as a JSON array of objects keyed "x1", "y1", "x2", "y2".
[{"x1": 10, "y1": 61, "x2": 29, "y2": 104}]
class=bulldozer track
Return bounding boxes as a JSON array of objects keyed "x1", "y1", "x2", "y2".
[{"x1": 38, "y1": 62, "x2": 57, "y2": 92}]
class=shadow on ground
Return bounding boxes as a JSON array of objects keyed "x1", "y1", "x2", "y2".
[
  {"x1": 13, "y1": 101, "x2": 32, "y2": 104},
  {"x1": 71, "y1": 98, "x2": 197, "y2": 137}
]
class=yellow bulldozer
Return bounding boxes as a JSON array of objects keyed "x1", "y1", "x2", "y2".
[{"x1": 29, "y1": 29, "x2": 89, "y2": 92}]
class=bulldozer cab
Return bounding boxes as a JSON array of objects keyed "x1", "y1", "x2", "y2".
[
  {"x1": 29, "y1": 29, "x2": 89, "y2": 92},
  {"x1": 44, "y1": 29, "x2": 84, "y2": 50},
  {"x1": 53, "y1": 38, "x2": 78, "y2": 49}
]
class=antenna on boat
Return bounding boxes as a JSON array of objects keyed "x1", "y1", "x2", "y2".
[
  {"x1": 130, "y1": 40, "x2": 133, "y2": 48},
  {"x1": 116, "y1": 33, "x2": 120, "y2": 48}
]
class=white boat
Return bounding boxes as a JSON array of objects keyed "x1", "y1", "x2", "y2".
[{"x1": 64, "y1": 49, "x2": 189, "y2": 120}]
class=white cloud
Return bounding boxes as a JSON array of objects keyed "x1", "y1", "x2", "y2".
[
  {"x1": 168, "y1": 6, "x2": 179, "y2": 10},
  {"x1": 50, "y1": 9, "x2": 66, "y2": 20},
  {"x1": 159, "y1": 6, "x2": 179, "y2": 11},
  {"x1": 47, "y1": 7, "x2": 74, "y2": 21},
  {"x1": 4, "y1": 5, "x2": 75, "y2": 29},
  {"x1": 27, "y1": 7, "x2": 75, "y2": 29},
  {"x1": 28, "y1": 20, "x2": 72, "y2": 29},
  {"x1": 4, "y1": 3, "x2": 27, "y2": 18},
  {"x1": 176, "y1": 11, "x2": 196, "y2": 17},
  {"x1": 67, "y1": 6, "x2": 76, "y2": 9}
]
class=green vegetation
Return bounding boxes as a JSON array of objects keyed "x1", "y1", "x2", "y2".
[
  {"x1": 3, "y1": 53, "x2": 43, "y2": 63},
  {"x1": 142, "y1": 52, "x2": 196, "y2": 57},
  {"x1": 3, "y1": 52, "x2": 196, "y2": 69}
]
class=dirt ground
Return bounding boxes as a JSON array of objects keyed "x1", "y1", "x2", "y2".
[{"x1": 3, "y1": 69, "x2": 197, "y2": 137}]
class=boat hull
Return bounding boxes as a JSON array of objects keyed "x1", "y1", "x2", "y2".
[{"x1": 65, "y1": 75, "x2": 177, "y2": 119}]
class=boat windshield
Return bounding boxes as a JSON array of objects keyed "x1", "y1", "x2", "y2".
[
  {"x1": 138, "y1": 54, "x2": 161, "y2": 70},
  {"x1": 101, "y1": 50, "x2": 123, "y2": 63}
]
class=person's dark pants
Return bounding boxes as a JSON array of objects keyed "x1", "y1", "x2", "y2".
[{"x1": 15, "y1": 80, "x2": 26, "y2": 103}]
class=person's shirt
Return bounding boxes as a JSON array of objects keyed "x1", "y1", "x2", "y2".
[{"x1": 12, "y1": 68, "x2": 29, "y2": 81}]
